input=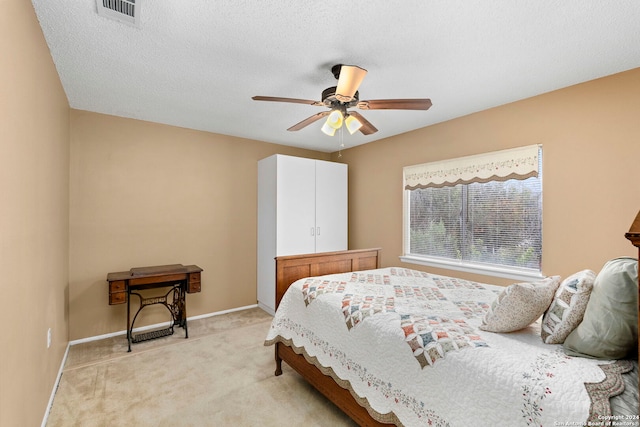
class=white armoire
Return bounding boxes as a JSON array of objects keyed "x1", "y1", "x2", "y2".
[{"x1": 257, "y1": 154, "x2": 348, "y2": 314}]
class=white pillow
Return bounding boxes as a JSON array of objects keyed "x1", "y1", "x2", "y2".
[
  {"x1": 480, "y1": 276, "x2": 561, "y2": 333},
  {"x1": 541, "y1": 270, "x2": 596, "y2": 344}
]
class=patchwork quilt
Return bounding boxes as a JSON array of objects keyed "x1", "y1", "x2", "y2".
[{"x1": 264, "y1": 268, "x2": 634, "y2": 427}]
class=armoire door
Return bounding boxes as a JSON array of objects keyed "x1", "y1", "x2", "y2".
[
  {"x1": 315, "y1": 160, "x2": 348, "y2": 253},
  {"x1": 276, "y1": 156, "x2": 316, "y2": 256}
]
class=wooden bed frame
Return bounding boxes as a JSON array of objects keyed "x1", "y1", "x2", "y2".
[
  {"x1": 624, "y1": 210, "x2": 640, "y2": 366},
  {"x1": 273, "y1": 215, "x2": 640, "y2": 426},
  {"x1": 273, "y1": 248, "x2": 389, "y2": 426}
]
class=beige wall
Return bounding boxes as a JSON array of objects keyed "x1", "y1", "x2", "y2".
[
  {"x1": 337, "y1": 68, "x2": 640, "y2": 286},
  {"x1": 4, "y1": 3, "x2": 639, "y2": 424},
  {"x1": 69, "y1": 111, "x2": 330, "y2": 340},
  {"x1": 0, "y1": 1, "x2": 70, "y2": 426}
]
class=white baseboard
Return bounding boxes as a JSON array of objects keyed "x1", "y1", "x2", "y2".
[
  {"x1": 42, "y1": 304, "x2": 258, "y2": 425},
  {"x1": 41, "y1": 342, "x2": 70, "y2": 427},
  {"x1": 69, "y1": 304, "x2": 258, "y2": 345},
  {"x1": 257, "y1": 301, "x2": 275, "y2": 316}
]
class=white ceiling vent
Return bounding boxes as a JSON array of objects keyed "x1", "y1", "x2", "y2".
[{"x1": 96, "y1": 0, "x2": 140, "y2": 28}]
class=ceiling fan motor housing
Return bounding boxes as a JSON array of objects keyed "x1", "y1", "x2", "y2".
[{"x1": 322, "y1": 86, "x2": 359, "y2": 108}]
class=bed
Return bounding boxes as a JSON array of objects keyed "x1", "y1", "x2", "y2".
[{"x1": 265, "y1": 229, "x2": 639, "y2": 426}]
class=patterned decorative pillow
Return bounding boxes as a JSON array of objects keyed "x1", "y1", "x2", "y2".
[
  {"x1": 540, "y1": 270, "x2": 596, "y2": 344},
  {"x1": 479, "y1": 276, "x2": 561, "y2": 333}
]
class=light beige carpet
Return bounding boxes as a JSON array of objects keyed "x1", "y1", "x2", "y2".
[{"x1": 46, "y1": 308, "x2": 357, "y2": 426}]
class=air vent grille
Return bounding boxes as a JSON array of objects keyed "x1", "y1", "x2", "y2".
[{"x1": 96, "y1": 0, "x2": 140, "y2": 27}]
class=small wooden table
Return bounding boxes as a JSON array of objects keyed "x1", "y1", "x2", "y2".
[{"x1": 107, "y1": 264, "x2": 203, "y2": 351}]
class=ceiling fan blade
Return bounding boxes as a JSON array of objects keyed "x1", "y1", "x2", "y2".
[
  {"x1": 252, "y1": 96, "x2": 323, "y2": 106},
  {"x1": 335, "y1": 65, "x2": 367, "y2": 102},
  {"x1": 287, "y1": 112, "x2": 330, "y2": 131},
  {"x1": 348, "y1": 111, "x2": 378, "y2": 135},
  {"x1": 357, "y1": 99, "x2": 432, "y2": 110}
]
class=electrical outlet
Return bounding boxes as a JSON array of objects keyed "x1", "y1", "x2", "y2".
[{"x1": 47, "y1": 328, "x2": 52, "y2": 349}]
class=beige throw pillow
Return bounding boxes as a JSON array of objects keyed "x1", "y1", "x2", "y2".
[
  {"x1": 541, "y1": 270, "x2": 596, "y2": 344},
  {"x1": 480, "y1": 276, "x2": 561, "y2": 333}
]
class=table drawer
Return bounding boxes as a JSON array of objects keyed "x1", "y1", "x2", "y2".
[
  {"x1": 187, "y1": 272, "x2": 201, "y2": 293},
  {"x1": 110, "y1": 280, "x2": 126, "y2": 292},
  {"x1": 108, "y1": 280, "x2": 127, "y2": 305},
  {"x1": 109, "y1": 291, "x2": 126, "y2": 305}
]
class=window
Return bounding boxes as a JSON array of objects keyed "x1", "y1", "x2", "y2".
[{"x1": 401, "y1": 145, "x2": 543, "y2": 281}]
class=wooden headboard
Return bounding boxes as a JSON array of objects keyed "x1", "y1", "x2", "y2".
[
  {"x1": 624, "y1": 210, "x2": 640, "y2": 359},
  {"x1": 275, "y1": 248, "x2": 382, "y2": 309}
]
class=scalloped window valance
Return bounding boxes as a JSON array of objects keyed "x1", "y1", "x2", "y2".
[{"x1": 404, "y1": 144, "x2": 541, "y2": 190}]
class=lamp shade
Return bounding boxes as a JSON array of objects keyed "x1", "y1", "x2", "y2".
[
  {"x1": 345, "y1": 115, "x2": 362, "y2": 134},
  {"x1": 321, "y1": 121, "x2": 336, "y2": 136},
  {"x1": 335, "y1": 65, "x2": 367, "y2": 102},
  {"x1": 326, "y1": 110, "x2": 344, "y2": 129}
]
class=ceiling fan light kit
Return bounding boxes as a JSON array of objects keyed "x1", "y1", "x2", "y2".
[{"x1": 252, "y1": 64, "x2": 432, "y2": 138}]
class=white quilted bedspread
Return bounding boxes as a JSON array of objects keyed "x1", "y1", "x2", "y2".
[{"x1": 264, "y1": 268, "x2": 624, "y2": 427}]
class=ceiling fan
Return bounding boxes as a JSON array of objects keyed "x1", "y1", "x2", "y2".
[{"x1": 252, "y1": 64, "x2": 432, "y2": 136}]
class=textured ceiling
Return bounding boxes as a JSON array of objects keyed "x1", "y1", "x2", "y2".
[{"x1": 32, "y1": 1, "x2": 640, "y2": 152}]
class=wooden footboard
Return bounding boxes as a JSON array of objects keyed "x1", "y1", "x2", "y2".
[{"x1": 274, "y1": 248, "x2": 391, "y2": 426}]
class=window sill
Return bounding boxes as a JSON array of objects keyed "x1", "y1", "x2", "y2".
[{"x1": 399, "y1": 255, "x2": 545, "y2": 282}]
